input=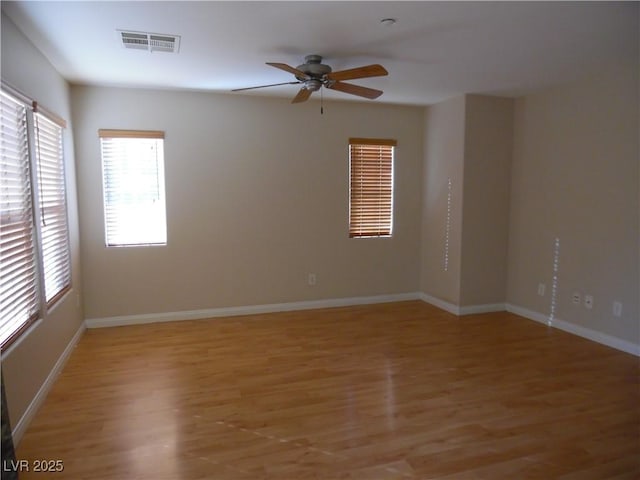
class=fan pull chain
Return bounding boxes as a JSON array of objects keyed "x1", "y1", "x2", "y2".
[{"x1": 320, "y1": 87, "x2": 324, "y2": 115}]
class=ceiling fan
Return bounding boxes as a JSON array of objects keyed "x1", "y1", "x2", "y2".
[{"x1": 232, "y1": 54, "x2": 388, "y2": 103}]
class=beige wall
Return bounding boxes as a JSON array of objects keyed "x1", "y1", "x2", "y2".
[
  {"x1": 420, "y1": 96, "x2": 466, "y2": 304},
  {"x1": 507, "y1": 63, "x2": 639, "y2": 343},
  {"x1": 420, "y1": 94, "x2": 513, "y2": 308},
  {"x1": 1, "y1": 14, "x2": 84, "y2": 431},
  {"x1": 420, "y1": 72, "x2": 638, "y2": 349},
  {"x1": 460, "y1": 95, "x2": 513, "y2": 306},
  {"x1": 71, "y1": 86, "x2": 424, "y2": 319}
]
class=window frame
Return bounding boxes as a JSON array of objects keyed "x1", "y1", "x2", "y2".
[
  {"x1": 0, "y1": 86, "x2": 72, "y2": 350},
  {"x1": 98, "y1": 129, "x2": 167, "y2": 248},
  {"x1": 348, "y1": 137, "x2": 396, "y2": 239}
]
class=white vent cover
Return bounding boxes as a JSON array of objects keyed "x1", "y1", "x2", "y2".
[{"x1": 118, "y1": 30, "x2": 180, "y2": 53}]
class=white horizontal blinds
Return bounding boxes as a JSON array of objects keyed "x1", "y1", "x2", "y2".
[
  {"x1": 34, "y1": 112, "x2": 71, "y2": 305},
  {"x1": 99, "y1": 130, "x2": 167, "y2": 247},
  {"x1": 0, "y1": 91, "x2": 39, "y2": 347},
  {"x1": 349, "y1": 138, "x2": 396, "y2": 238}
]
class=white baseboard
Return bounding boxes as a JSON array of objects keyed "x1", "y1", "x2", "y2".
[
  {"x1": 418, "y1": 293, "x2": 460, "y2": 315},
  {"x1": 459, "y1": 303, "x2": 506, "y2": 315},
  {"x1": 85, "y1": 292, "x2": 422, "y2": 329},
  {"x1": 418, "y1": 293, "x2": 505, "y2": 316},
  {"x1": 505, "y1": 304, "x2": 551, "y2": 325},
  {"x1": 12, "y1": 321, "x2": 86, "y2": 445},
  {"x1": 506, "y1": 303, "x2": 640, "y2": 357},
  {"x1": 85, "y1": 295, "x2": 639, "y2": 356}
]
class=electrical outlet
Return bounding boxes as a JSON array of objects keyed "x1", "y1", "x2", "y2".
[
  {"x1": 613, "y1": 301, "x2": 622, "y2": 317},
  {"x1": 572, "y1": 292, "x2": 581, "y2": 305},
  {"x1": 537, "y1": 283, "x2": 546, "y2": 296},
  {"x1": 584, "y1": 295, "x2": 593, "y2": 309},
  {"x1": 308, "y1": 273, "x2": 316, "y2": 286}
]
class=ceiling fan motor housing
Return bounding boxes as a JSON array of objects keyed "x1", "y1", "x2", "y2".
[{"x1": 295, "y1": 54, "x2": 332, "y2": 90}]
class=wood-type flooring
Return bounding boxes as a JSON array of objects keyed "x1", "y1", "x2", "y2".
[{"x1": 15, "y1": 301, "x2": 640, "y2": 479}]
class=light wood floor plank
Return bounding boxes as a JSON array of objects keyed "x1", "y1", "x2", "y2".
[{"x1": 15, "y1": 301, "x2": 640, "y2": 479}]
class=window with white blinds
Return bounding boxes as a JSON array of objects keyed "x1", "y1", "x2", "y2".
[
  {"x1": 0, "y1": 91, "x2": 39, "y2": 347},
  {"x1": 349, "y1": 138, "x2": 396, "y2": 238},
  {"x1": 99, "y1": 130, "x2": 167, "y2": 247},
  {"x1": 35, "y1": 113, "x2": 71, "y2": 305},
  {"x1": 1, "y1": 89, "x2": 71, "y2": 349}
]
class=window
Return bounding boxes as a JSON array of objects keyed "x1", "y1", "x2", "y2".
[
  {"x1": 348, "y1": 138, "x2": 396, "y2": 238},
  {"x1": 99, "y1": 130, "x2": 167, "y2": 247},
  {"x1": 35, "y1": 113, "x2": 71, "y2": 304},
  {"x1": 0, "y1": 88, "x2": 71, "y2": 349}
]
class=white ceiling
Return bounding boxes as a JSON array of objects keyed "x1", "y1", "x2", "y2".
[{"x1": 2, "y1": 1, "x2": 638, "y2": 106}]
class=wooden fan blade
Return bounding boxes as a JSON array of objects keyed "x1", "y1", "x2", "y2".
[
  {"x1": 291, "y1": 87, "x2": 312, "y2": 103},
  {"x1": 326, "y1": 64, "x2": 388, "y2": 81},
  {"x1": 232, "y1": 81, "x2": 301, "y2": 92},
  {"x1": 327, "y1": 81, "x2": 383, "y2": 100},
  {"x1": 266, "y1": 62, "x2": 310, "y2": 79}
]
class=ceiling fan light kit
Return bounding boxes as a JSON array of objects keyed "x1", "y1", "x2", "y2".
[{"x1": 232, "y1": 54, "x2": 388, "y2": 104}]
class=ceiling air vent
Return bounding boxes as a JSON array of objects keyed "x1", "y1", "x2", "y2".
[{"x1": 118, "y1": 30, "x2": 180, "y2": 53}]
